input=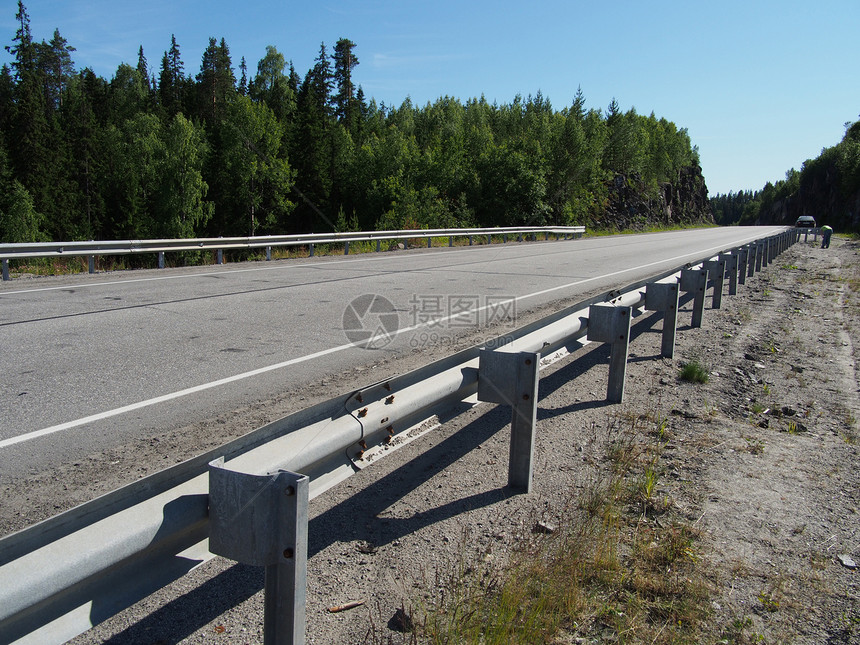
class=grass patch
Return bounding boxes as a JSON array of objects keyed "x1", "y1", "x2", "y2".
[
  {"x1": 679, "y1": 360, "x2": 709, "y2": 384},
  {"x1": 418, "y1": 415, "x2": 710, "y2": 644}
]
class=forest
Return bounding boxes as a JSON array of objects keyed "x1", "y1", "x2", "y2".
[
  {"x1": 0, "y1": 1, "x2": 703, "y2": 245},
  {"x1": 711, "y1": 119, "x2": 860, "y2": 231}
]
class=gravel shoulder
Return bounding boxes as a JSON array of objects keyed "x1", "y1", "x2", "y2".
[{"x1": 7, "y1": 236, "x2": 860, "y2": 644}]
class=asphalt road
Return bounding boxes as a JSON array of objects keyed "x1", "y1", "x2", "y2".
[{"x1": 0, "y1": 227, "x2": 784, "y2": 477}]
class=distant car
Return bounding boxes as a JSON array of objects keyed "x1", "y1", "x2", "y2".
[{"x1": 795, "y1": 216, "x2": 816, "y2": 227}]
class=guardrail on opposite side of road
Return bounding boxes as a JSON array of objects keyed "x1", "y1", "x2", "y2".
[
  {"x1": 0, "y1": 229, "x2": 799, "y2": 645},
  {"x1": 0, "y1": 226, "x2": 586, "y2": 281}
]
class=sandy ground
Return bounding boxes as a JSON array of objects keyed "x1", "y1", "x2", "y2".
[{"x1": 4, "y1": 235, "x2": 859, "y2": 644}]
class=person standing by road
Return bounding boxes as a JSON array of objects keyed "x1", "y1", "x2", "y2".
[{"x1": 821, "y1": 224, "x2": 833, "y2": 249}]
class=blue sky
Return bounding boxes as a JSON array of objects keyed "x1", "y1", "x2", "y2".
[{"x1": 2, "y1": 0, "x2": 858, "y2": 195}]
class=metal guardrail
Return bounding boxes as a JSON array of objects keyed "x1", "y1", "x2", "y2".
[
  {"x1": 0, "y1": 228, "x2": 797, "y2": 644},
  {"x1": 795, "y1": 226, "x2": 822, "y2": 242},
  {"x1": 0, "y1": 226, "x2": 586, "y2": 281}
]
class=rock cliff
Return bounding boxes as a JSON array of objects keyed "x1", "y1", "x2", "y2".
[
  {"x1": 756, "y1": 163, "x2": 860, "y2": 232},
  {"x1": 595, "y1": 164, "x2": 714, "y2": 230}
]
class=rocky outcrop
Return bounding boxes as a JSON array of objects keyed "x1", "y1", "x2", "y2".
[
  {"x1": 757, "y1": 166, "x2": 860, "y2": 232},
  {"x1": 598, "y1": 164, "x2": 714, "y2": 230}
]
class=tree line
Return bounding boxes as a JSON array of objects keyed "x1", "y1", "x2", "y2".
[
  {"x1": 0, "y1": 1, "x2": 701, "y2": 245},
  {"x1": 711, "y1": 119, "x2": 860, "y2": 231}
]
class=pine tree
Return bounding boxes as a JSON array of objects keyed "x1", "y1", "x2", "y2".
[
  {"x1": 158, "y1": 35, "x2": 185, "y2": 116},
  {"x1": 291, "y1": 44, "x2": 337, "y2": 231},
  {"x1": 38, "y1": 28, "x2": 75, "y2": 111},
  {"x1": 137, "y1": 45, "x2": 152, "y2": 95},
  {"x1": 196, "y1": 36, "x2": 235, "y2": 125},
  {"x1": 238, "y1": 57, "x2": 248, "y2": 96},
  {"x1": 332, "y1": 38, "x2": 359, "y2": 132},
  {"x1": 309, "y1": 42, "x2": 333, "y2": 117},
  {"x1": 570, "y1": 86, "x2": 586, "y2": 121},
  {"x1": 67, "y1": 72, "x2": 105, "y2": 236}
]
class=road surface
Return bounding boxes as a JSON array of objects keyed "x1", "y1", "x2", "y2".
[{"x1": 0, "y1": 227, "x2": 784, "y2": 479}]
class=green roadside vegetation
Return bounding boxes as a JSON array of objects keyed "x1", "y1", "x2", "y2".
[
  {"x1": 1, "y1": 2, "x2": 703, "y2": 249},
  {"x1": 415, "y1": 412, "x2": 710, "y2": 645}
]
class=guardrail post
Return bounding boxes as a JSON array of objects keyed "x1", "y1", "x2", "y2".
[
  {"x1": 344, "y1": 241, "x2": 350, "y2": 255},
  {"x1": 680, "y1": 268, "x2": 708, "y2": 328},
  {"x1": 158, "y1": 251, "x2": 165, "y2": 269},
  {"x1": 468, "y1": 236, "x2": 473, "y2": 246},
  {"x1": 209, "y1": 459, "x2": 309, "y2": 645},
  {"x1": 428, "y1": 237, "x2": 433, "y2": 248},
  {"x1": 216, "y1": 249, "x2": 224, "y2": 265},
  {"x1": 266, "y1": 246, "x2": 272, "y2": 261},
  {"x1": 587, "y1": 304, "x2": 632, "y2": 403},
  {"x1": 478, "y1": 350, "x2": 541, "y2": 493},
  {"x1": 2, "y1": 259, "x2": 9, "y2": 281},
  {"x1": 755, "y1": 242, "x2": 764, "y2": 272},
  {"x1": 704, "y1": 259, "x2": 726, "y2": 309},
  {"x1": 720, "y1": 253, "x2": 739, "y2": 296},
  {"x1": 309, "y1": 243, "x2": 315, "y2": 257},
  {"x1": 503, "y1": 234, "x2": 507, "y2": 243},
  {"x1": 747, "y1": 245, "x2": 756, "y2": 277},
  {"x1": 737, "y1": 247, "x2": 748, "y2": 285},
  {"x1": 645, "y1": 282, "x2": 680, "y2": 358},
  {"x1": 88, "y1": 255, "x2": 95, "y2": 274},
  {"x1": 376, "y1": 239, "x2": 381, "y2": 252}
]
